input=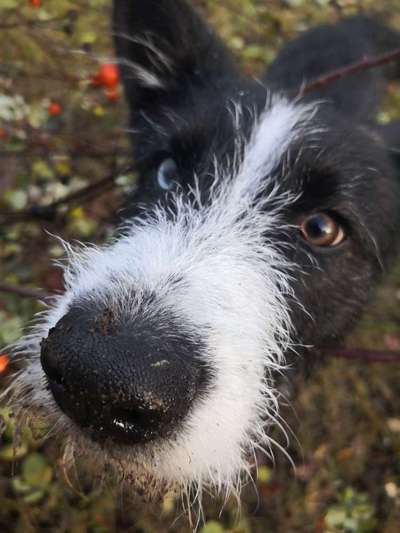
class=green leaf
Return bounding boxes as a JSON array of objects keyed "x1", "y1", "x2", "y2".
[
  {"x1": 11, "y1": 477, "x2": 32, "y2": 496},
  {"x1": 200, "y1": 521, "x2": 226, "y2": 533},
  {"x1": 22, "y1": 453, "x2": 53, "y2": 489},
  {"x1": 0, "y1": 442, "x2": 29, "y2": 462},
  {"x1": 23, "y1": 488, "x2": 46, "y2": 505},
  {"x1": 0, "y1": 312, "x2": 23, "y2": 344},
  {"x1": 0, "y1": 0, "x2": 18, "y2": 10}
]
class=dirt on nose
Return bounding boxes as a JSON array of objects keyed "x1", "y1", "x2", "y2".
[{"x1": 93, "y1": 308, "x2": 118, "y2": 336}]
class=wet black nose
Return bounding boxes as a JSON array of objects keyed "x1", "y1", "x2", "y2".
[{"x1": 40, "y1": 304, "x2": 208, "y2": 445}]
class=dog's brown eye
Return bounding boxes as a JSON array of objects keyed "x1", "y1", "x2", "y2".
[{"x1": 300, "y1": 213, "x2": 345, "y2": 247}]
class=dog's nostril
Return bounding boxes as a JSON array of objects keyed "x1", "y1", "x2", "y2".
[
  {"x1": 110, "y1": 405, "x2": 166, "y2": 443},
  {"x1": 40, "y1": 338, "x2": 66, "y2": 387}
]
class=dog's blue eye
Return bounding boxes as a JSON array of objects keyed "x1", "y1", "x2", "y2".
[
  {"x1": 157, "y1": 158, "x2": 178, "y2": 191},
  {"x1": 300, "y1": 213, "x2": 345, "y2": 247}
]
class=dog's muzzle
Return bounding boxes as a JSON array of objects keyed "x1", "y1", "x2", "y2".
[{"x1": 40, "y1": 303, "x2": 209, "y2": 445}]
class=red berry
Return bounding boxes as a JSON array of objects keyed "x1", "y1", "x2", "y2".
[
  {"x1": 94, "y1": 64, "x2": 120, "y2": 89},
  {"x1": 48, "y1": 102, "x2": 62, "y2": 116},
  {"x1": 0, "y1": 354, "x2": 9, "y2": 374},
  {"x1": 30, "y1": 0, "x2": 41, "y2": 7},
  {"x1": 0, "y1": 128, "x2": 7, "y2": 139}
]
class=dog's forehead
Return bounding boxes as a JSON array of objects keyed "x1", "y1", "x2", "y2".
[{"x1": 160, "y1": 87, "x2": 316, "y2": 171}]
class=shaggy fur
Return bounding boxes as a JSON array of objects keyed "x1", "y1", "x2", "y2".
[{"x1": 6, "y1": 0, "x2": 400, "y2": 516}]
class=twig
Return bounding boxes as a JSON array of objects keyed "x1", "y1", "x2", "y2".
[
  {"x1": 45, "y1": 164, "x2": 133, "y2": 209},
  {"x1": 328, "y1": 348, "x2": 400, "y2": 363},
  {"x1": 300, "y1": 48, "x2": 400, "y2": 95},
  {"x1": 0, "y1": 148, "x2": 130, "y2": 159},
  {"x1": 0, "y1": 282, "x2": 51, "y2": 303},
  {"x1": 0, "y1": 14, "x2": 72, "y2": 31},
  {"x1": 0, "y1": 163, "x2": 134, "y2": 225}
]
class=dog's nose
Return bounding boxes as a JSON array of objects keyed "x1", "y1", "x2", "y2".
[{"x1": 40, "y1": 304, "x2": 208, "y2": 444}]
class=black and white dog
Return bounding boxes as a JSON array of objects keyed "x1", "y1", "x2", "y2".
[{"x1": 9, "y1": 0, "x2": 400, "y2": 505}]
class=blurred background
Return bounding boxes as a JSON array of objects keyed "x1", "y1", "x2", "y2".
[{"x1": 0, "y1": 1, "x2": 400, "y2": 531}]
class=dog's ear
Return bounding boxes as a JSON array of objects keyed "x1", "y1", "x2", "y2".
[
  {"x1": 264, "y1": 17, "x2": 400, "y2": 122},
  {"x1": 113, "y1": 0, "x2": 237, "y2": 111}
]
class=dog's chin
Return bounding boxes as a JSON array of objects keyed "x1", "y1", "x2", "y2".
[
  {"x1": 7, "y1": 388, "x2": 177, "y2": 500},
  {"x1": 50, "y1": 410, "x2": 180, "y2": 500}
]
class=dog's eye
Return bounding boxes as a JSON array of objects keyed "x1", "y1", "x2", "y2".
[
  {"x1": 157, "y1": 158, "x2": 178, "y2": 191},
  {"x1": 300, "y1": 213, "x2": 345, "y2": 247}
]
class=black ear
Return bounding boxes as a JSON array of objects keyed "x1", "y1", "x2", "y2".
[
  {"x1": 112, "y1": 0, "x2": 237, "y2": 111},
  {"x1": 265, "y1": 17, "x2": 400, "y2": 122}
]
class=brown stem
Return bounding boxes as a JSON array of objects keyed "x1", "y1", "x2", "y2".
[
  {"x1": 300, "y1": 48, "x2": 400, "y2": 95},
  {"x1": 0, "y1": 164, "x2": 134, "y2": 225},
  {"x1": 0, "y1": 282, "x2": 51, "y2": 303},
  {"x1": 49, "y1": 164, "x2": 132, "y2": 209},
  {"x1": 0, "y1": 14, "x2": 71, "y2": 30}
]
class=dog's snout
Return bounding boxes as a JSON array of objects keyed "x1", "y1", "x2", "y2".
[{"x1": 40, "y1": 305, "x2": 209, "y2": 445}]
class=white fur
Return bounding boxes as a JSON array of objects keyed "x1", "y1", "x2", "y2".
[
  {"x1": 9, "y1": 97, "x2": 317, "y2": 502},
  {"x1": 118, "y1": 57, "x2": 166, "y2": 89},
  {"x1": 117, "y1": 32, "x2": 175, "y2": 75},
  {"x1": 113, "y1": 32, "x2": 175, "y2": 90}
]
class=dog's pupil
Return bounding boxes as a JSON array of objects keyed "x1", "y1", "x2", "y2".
[
  {"x1": 304, "y1": 213, "x2": 337, "y2": 245},
  {"x1": 157, "y1": 158, "x2": 178, "y2": 191}
]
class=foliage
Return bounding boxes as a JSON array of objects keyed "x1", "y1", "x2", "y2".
[{"x1": 0, "y1": 0, "x2": 400, "y2": 532}]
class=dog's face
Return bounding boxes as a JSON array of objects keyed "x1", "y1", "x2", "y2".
[{"x1": 9, "y1": 0, "x2": 400, "y2": 500}]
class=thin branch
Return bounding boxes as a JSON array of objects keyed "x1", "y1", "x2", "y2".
[
  {"x1": 0, "y1": 13, "x2": 74, "y2": 31},
  {"x1": 0, "y1": 148, "x2": 130, "y2": 159},
  {"x1": 0, "y1": 163, "x2": 134, "y2": 225},
  {"x1": 300, "y1": 48, "x2": 400, "y2": 95},
  {"x1": 328, "y1": 348, "x2": 400, "y2": 363},
  {"x1": 45, "y1": 164, "x2": 133, "y2": 209},
  {"x1": 0, "y1": 282, "x2": 51, "y2": 303}
]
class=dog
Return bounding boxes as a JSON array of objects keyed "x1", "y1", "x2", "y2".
[{"x1": 7, "y1": 0, "x2": 400, "y2": 510}]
